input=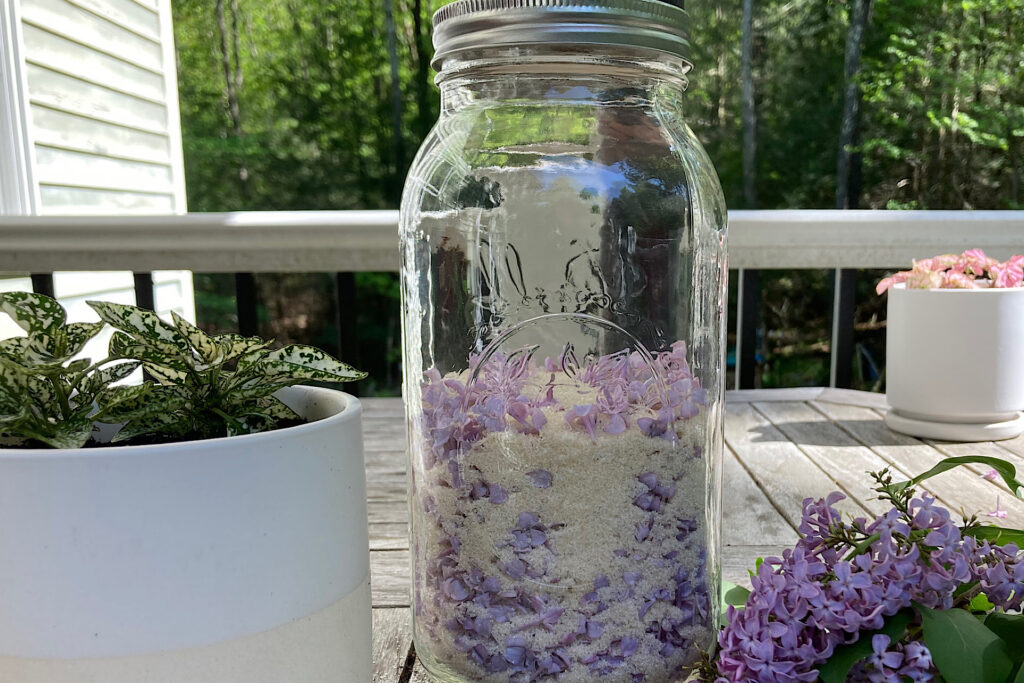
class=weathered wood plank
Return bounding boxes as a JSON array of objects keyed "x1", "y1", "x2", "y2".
[
  {"x1": 724, "y1": 402, "x2": 869, "y2": 529},
  {"x1": 817, "y1": 387, "x2": 888, "y2": 410},
  {"x1": 813, "y1": 400, "x2": 1024, "y2": 525},
  {"x1": 752, "y1": 401, "x2": 897, "y2": 516},
  {"x1": 722, "y1": 445, "x2": 799, "y2": 545},
  {"x1": 370, "y1": 522, "x2": 408, "y2": 551},
  {"x1": 408, "y1": 662, "x2": 432, "y2": 682},
  {"x1": 371, "y1": 550, "x2": 410, "y2": 608},
  {"x1": 372, "y1": 608, "x2": 412, "y2": 683},
  {"x1": 723, "y1": 544, "x2": 789, "y2": 587}
]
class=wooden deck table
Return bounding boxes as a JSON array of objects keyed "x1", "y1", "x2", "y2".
[{"x1": 364, "y1": 388, "x2": 1024, "y2": 682}]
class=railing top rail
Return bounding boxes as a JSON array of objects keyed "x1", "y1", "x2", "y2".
[{"x1": 1, "y1": 209, "x2": 1022, "y2": 273}]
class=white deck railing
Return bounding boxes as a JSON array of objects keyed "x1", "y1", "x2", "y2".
[
  {"x1": 2, "y1": 209, "x2": 1023, "y2": 272},
  {"x1": 3, "y1": 209, "x2": 1023, "y2": 389}
]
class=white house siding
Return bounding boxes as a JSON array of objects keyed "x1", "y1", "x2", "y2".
[{"x1": 0, "y1": 0, "x2": 195, "y2": 346}]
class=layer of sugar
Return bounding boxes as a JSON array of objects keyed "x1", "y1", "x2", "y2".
[
  {"x1": 0, "y1": 576, "x2": 371, "y2": 683},
  {"x1": 416, "y1": 394, "x2": 713, "y2": 683}
]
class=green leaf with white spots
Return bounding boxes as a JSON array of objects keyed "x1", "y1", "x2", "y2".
[
  {"x1": 65, "y1": 322, "x2": 104, "y2": 357},
  {"x1": 80, "y1": 361, "x2": 141, "y2": 398},
  {"x1": 24, "y1": 375, "x2": 56, "y2": 414},
  {"x1": 0, "y1": 379, "x2": 25, "y2": 423},
  {"x1": 0, "y1": 359, "x2": 27, "y2": 398},
  {"x1": 221, "y1": 372, "x2": 289, "y2": 400},
  {"x1": 0, "y1": 292, "x2": 66, "y2": 334},
  {"x1": 145, "y1": 363, "x2": 189, "y2": 385},
  {"x1": 95, "y1": 384, "x2": 189, "y2": 422},
  {"x1": 171, "y1": 311, "x2": 220, "y2": 365},
  {"x1": 108, "y1": 332, "x2": 189, "y2": 371},
  {"x1": 111, "y1": 413, "x2": 192, "y2": 443},
  {"x1": 253, "y1": 395, "x2": 300, "y2": 421},
  {"x1": 259, "y1": 345, "x2": 367, "y2": 382},
  {"x1": 0, "y1": 336, "x2": 28, "y2": 360},
  {"x1": 223, "y1": 411, "x2": 276, "y2": 437},
  {"x1": 87, "y1": 300, "x2": 188, "y2": 357},
  {"x1": 219, "y1": 335, "x2": 271, "y2": 366},
  {"x1": 28, "y1": 416, "x2": 94, "y2": 449},
  {"x1": 226, "y1": 395, "x2": 301, "y2": 423}
]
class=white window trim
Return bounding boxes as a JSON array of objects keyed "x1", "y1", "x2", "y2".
[
  {"x1": 158, "y1": 0, "x2": 187, "y2": 214},
  {"x1": 0, "y1": 0, "x2": 38, "y2": 216}
]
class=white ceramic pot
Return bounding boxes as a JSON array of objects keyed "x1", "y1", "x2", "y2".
[
  {"x1": 885, "y1": 284, "x2": 1024, "y2": 440},
  {"x1": 0, "y1": 386, "x2": 371, "y2": 683}
]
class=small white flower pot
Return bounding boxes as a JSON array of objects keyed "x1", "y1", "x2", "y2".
[
  {"x1": 0, "y1": 386, "x2": 371, "y2": 683},
  {"x1": 885, "y1": 284, "x2": 1024, "y2": 441}
]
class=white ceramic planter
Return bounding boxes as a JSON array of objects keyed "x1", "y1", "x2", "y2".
[
  {"x1": 0, "y1": 386, "x2": 371, "y2": 683},
  {"x1": 886, "y1": 284, "x2": 1024, "y2": 440}
]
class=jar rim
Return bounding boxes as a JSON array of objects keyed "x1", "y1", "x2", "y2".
[{"x1": 431, "y1": 0, "x2": 691, "y2": 71}]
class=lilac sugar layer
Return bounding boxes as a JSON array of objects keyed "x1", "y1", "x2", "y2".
[{"x1": 412, "y1": 343, "x2": 714, "y2": 682}]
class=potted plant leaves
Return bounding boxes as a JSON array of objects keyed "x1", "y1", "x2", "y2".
[
  {"x1": 0, "y1": 292, "x2": 372, "y2": 683},
  {"x1": 876, "y1": 249, "x2": 1024, "y2": 441}
]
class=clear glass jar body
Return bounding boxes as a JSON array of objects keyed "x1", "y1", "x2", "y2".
[{"x1": 400, "y1": 47, "x2": 727, "y2": 682}]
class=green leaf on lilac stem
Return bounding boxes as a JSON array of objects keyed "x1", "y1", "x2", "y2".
[
  {"x1": 817, "y1": 609, "x2": 913, "y2": 683},
  {"x1": 968, "y1": 592, "x2": 995, "y2": 612},
  {"x1": 963, "y1": 525, "x2": 1024, "y2": 547},
  {"x1": 916, "y1": 603, "x2": 1014, "y2": 683},
  {"x1": 984, "y1": 613, "x2": 1024, "y2": 663},
  {"x1": 891, "y1": 456, "x2": 1024, "y2": 499},
  {"x1": 722, "y1": 581, "x2": 750, "y2": 607}
]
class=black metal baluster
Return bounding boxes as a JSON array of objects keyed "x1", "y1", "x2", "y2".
[
  {"x1": 133, "y1": 273, "x2": 155, "y2": 310},
  {"x1": 235, "y1": 273, "x2": 258, "y2": 337},
  {"x1": 30, "y1": 273, "x2": 55, "y2": 298}
]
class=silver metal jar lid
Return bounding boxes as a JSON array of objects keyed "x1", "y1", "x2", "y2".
[{"x1": 431, "y1": 0, "x2": 691, "y2": 71}]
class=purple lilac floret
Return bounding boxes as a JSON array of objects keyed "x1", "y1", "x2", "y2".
[{"x1": 714, "y1": 491, "x2": 1024, "y2": 683}]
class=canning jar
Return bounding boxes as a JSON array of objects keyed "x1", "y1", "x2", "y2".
[{"x1": 400, "y1": 1, "x2": 727, "y2": 680}]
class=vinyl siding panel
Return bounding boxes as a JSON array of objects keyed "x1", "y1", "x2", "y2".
[
  {"x1": 21, "y1": 24, "x2": 166, "y2": 101},
  {"x1": 30, "y1": 106, "x2": 171, "y2": 164},
  {"x1": 38, "y1": 186, "x2": 175, "y2": 214},
  {"x1": 35, "y1": 146, "x2": 174, "y2": 194},
  {"x1": 26, "y1": 65, "x2": 168, "y2": 133},
  {"x1": 20, "y1": 0, "x2": 162, "y2": 71},
  {"x1": 64, "y1": 0, "x2": 161, "y2": 41}
]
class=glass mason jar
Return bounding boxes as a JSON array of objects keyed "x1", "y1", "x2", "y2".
[{"x1": 400, "y1": 2, "x2": 727, "y2": 680}]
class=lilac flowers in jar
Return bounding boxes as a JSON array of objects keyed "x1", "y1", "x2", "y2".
[{"x1": 400, "y1": 2, "x2": 727, "y2": 680}]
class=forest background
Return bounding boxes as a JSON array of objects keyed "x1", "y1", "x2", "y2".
[{"x1": 171, "y1": 0, "x2": 1024, "y2": 395}]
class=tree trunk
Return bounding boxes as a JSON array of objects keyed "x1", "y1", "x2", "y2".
[
  {"x1": 411, "y1": 0, "x2": 434, "y2": 141},
  {"x1": 215, "y1": 0, "x2": 248, "y2": 194},
  {"x1": 836, "y1": 0, "x2": 871, "y2": 209},
  {"x1": 715, "y1": 2, "x2": 727, "y2": 129},
  {"x1": 740, "y1": 0, "x2": 757, "y2": 208},
  {"x1": 383, "y1": 0, "x2": 406, "y2": 183}
]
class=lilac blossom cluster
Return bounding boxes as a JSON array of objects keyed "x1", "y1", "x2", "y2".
[{"x1": 715, "y1": 491, "x2": 1024, "y2": 683}]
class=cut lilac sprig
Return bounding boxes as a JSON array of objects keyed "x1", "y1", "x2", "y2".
[{"x1": 713, "y1": 457, "x2": 1024, "y2": 683}]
